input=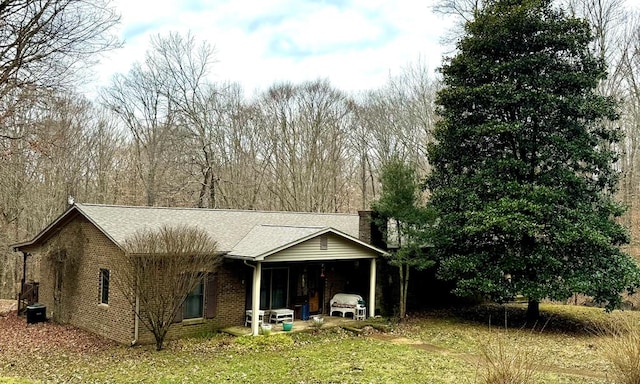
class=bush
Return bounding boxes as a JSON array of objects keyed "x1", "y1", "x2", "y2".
[
  {"x1": 477, "y1": 334, "x2": 542, "y2": 384},
  {"x1": 600, "y1": 315, "x2": 640, "y2": 384}
]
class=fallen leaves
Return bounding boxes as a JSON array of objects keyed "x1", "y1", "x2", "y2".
[
  {"x1": 0, "y1": 311, "x2": 116, "y2": 356},
  {"x1": 0, "y1": 310, "x2": 119, "y2": 382}
]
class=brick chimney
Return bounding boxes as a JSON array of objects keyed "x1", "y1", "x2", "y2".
[{"x1": 358, "y1": 210, "x2": 386, "y2": 249}]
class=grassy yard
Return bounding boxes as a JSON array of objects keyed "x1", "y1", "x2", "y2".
[{"x1": 1, "y1": 304, "x2": 636, "y2": 383}]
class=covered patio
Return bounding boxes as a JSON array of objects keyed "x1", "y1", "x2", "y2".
[{"x1": 226, "y1": 225, "x2": 387, "y2": 336}]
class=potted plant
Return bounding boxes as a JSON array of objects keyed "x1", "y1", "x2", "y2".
[
  {"x1": 311, "y1": 315, "x2": 324, "y2": 330},
  {"x1": 261, "y1": 323, "x2": 272, "y2": 336}
]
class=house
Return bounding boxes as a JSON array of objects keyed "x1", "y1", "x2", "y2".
[{"x1": 11, "y1": 203, "x2": 387, "y2": 344}]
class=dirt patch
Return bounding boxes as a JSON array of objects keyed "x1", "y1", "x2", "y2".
[{"x1": 372, "y1": 333, "x2": 471, "y2": 357}]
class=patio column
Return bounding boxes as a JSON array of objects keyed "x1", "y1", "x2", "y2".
[
  {"x1": 251, "y1": 261, "x2": 262, "y2": 336},
  {"x1": 369, "y1": 258, "x2": 376, "y2": 318}
]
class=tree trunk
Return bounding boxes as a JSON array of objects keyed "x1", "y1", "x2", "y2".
[
  {"x1": 155, "y1": 336, "x2": 164, "y2": 351},
  {"x1": 403, "y1": 266, "x2": 409, "y2": 318},
  {"x1": 398, "y1": 264, "x2": 410, "y2": 319},
  {"x1": 398, "y1": 265, "x2": 405, "y2": 319},
  {"x1": 526, "y1": 299, "x2": 539, "y2": 321},
  {"x1": 154, "y1": 328, "x2": 167, "y2": 351}
]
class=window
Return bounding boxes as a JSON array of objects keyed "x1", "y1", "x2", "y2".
[
  {"x1": 183, "y1": 278, "x2": 204, "y2": 319},
  {"x1": 258, "y1": 267, "x2": 289, "y2": 310},
  {"x1": 100, "y1": 269, "x2": 110, "y2": 305}
]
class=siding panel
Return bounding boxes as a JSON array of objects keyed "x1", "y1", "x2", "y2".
[{"x1": 266, "y1": 234, "x2": 378, "y2": 262}]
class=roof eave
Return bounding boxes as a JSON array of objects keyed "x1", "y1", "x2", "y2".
[
  {"x1": 225, "y1": 254, "x2": 258, "y2": 261},
  {"x1": 11, "y1": 205, "x2": 79, "y2": 252},
  {"x1": 11, "y1": 203, "x2": 128, "y2": 253}
]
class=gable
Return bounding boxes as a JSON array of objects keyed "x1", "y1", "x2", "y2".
[
  {"x1": 226, "y1": 225, "x2": 387, "y2": 261},
  {"x1": 264, "y1": 232, "x2": 380, "y2": 262}
]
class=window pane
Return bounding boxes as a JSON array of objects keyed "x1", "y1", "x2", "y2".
[
  {"x1": 100, "y1": 269, "x2": 109, "y2": 304},
  {"x1": 271, "y1": 268, "x2": 288, "y2": 309},
  {"x1": 183, "y1": 280, "x2": 204, "y2": 319}
]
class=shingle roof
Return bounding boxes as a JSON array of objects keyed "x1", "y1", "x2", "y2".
[
  {"x1": 75, "y1": 203, "x2": 360, "y2": 252},
  {"x1": 228, "y1": 225, "x2": 329, "y2": 259},
  {"x1": 12, "y1": 204, "x2": 390, "y2": 259}
]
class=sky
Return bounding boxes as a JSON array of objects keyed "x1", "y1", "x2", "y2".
[{"x1": 90, "y1": 0, "x2": 456, "y2": 97}]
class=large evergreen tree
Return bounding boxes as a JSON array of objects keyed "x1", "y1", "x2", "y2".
[{"x1": 426, "y1": 0, "x2": 640, "y2": 318}]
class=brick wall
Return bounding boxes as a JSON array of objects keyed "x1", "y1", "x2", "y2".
[
  {"x1": 135, "y1": 260, "x2": 248, "y2": 344},
  {"x1": 31, "y1": 218, "x2": 251, "y2": 346},
  {"x1": 215, "y1": 260, "x2": 248, "y2": 326},
  {"x1": 33, "y1": 216, "x2": 134, "y2": 344}
]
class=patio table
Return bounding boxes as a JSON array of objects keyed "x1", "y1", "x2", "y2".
[{"x1": 267, "y1": 308, "x2": 294, "y2": 323}]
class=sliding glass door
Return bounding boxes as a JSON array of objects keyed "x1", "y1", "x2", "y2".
[{"x1": 259, "y1": 267, "x2": 289, "y2": 310}]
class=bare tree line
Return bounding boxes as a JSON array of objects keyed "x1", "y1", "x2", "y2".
[
  {"x1": 4, "y1": 0, "x2": 640, "y2": 299},
  {"x1": 0, "y1": 28, "x2": 438, "y2": 297}
]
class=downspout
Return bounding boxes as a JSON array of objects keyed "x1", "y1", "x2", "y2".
[
  {"x1": 16, "y1": 251, "x2": 29, "y2": 313},
  {"x1": 21, "y1": 252, "x2": 27, "y2": 296},
  {"x1": 131, "y1": 281, "x2": 139, "y2": 346},
  {"x1": 244, "y1": 260, "x2": 262, "y2": 336}
]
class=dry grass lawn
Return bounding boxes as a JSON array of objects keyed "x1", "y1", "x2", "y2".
[{"x1": 0, "y1": 303, "x2": 636, "y2": 383}]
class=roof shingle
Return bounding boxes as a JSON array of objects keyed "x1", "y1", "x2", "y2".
[{"x1": 76, "y1": 203, "x2": 360, "y2": 252}]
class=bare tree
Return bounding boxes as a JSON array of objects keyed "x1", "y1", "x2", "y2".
[
  {"x1": 143, "y1": 32, "x2": 223, "y2": 208},
  {"x1": 0, "y1": 0, "x2": 121, "y2": 297},
  {"x1": 82, "y1": 110, "x2": 128, "y2": 204},
  {"x1": 432, "y1": 0, "x2": 483, "y2": 22},
  {"x1": 143, "y1": 33, "x2": 279, "y2": 210},
  {"x1": 258, "y1": 80, "x2": 354, "y2": 212},
  {"x1": 0, "y1": 90, "x2": 118, "y2": 298},
  {"x1": 0, "y1": 0, "x2": 120, "y2": 139},
  {"x1": 204, "y1": 83, "x2": 274, "y2": 209},
  {"x1": 113, "y1": 225, "x2": 221, "y2": 351},
  {"x1": 102, "y1": 60, "x2": 182, "y2": 206},
  {"x1": 616, "y1": 12, "x2": 640, "y2": 241},
  {"x1": 353, "y1": 61, "x2": 439, "y2": 207}
]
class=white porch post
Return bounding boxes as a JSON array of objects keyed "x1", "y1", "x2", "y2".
[
  {"x1": 369, "y1": 258, "x2": 376, "y2": 318},
  {"x1": 251, "y1": 261, "x2": 262, "y2": 336}
]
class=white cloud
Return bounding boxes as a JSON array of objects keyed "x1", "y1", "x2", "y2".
[{"x1": 89, "y1": 0, "x2": 455, "y2": 98}]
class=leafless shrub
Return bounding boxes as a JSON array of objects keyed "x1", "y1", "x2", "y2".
[
  {"x1": 477, "y1": 334, "x2": 542, "y2": 384},
  {"x1": 113, "y1": 225, "x2": 221, "y2": 351},
  {"x1": 599, "y1": 315, "x2": 640, "y2": 384}
]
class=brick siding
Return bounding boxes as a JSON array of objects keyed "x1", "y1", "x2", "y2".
[
  {"x1": 137, "y1": 260, "x2": 248, "y2": 343},
  {"x1": 32, "y1": 216, "x2": 134, "y2": 344},
  {"x1": 28, "y1": 217, "x2": 253, "y2": 345}
]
